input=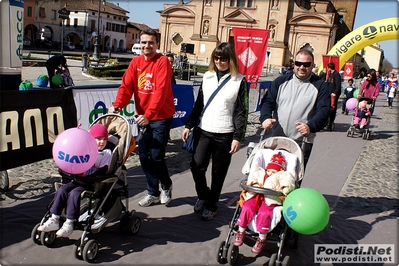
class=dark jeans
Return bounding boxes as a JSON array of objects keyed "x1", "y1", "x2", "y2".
[
  {"x1": 296, "y1": 141, "x2": 313, "y2": 187},
  {"x1": 50, "y1": 181, "x2": 91, "y2": 220},
  {"x1": 342, "y1": 98, "x2": 349, "y2": 111},
  {"x1": 138, "y1": 117, "x2": 173, "y2": 196},
  {"x1": 190, "y1": 129, "x2": 234, "y2": 212}
]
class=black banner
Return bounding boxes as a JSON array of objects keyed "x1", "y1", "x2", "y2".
[{"x1": 0, "y1": 89, "x2": 77, "y2": 170}]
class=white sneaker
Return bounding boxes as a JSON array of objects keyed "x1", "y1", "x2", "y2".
[
  {"x1": 138, "y1": 194, "x2": 160, "y2": 207},
  {"x1": 38, "y1": 217, "x2": 60, "y2": 232},
  {"x1": 360, "y1": 125, "x2": 364, "y2": 129},
  {"x1": 56, "y1": 221, "x2": 74, "y2": 238},
  {"x1": 160, "y1": 185, "x2": 172, "y2": 205}
]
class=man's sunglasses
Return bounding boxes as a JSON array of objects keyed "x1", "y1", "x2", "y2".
[{"x1": 295, "y1": 61, "x2": 312, "y2": 67}]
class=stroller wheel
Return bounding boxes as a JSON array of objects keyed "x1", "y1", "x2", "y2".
[
  {"x1": 119, "y1": 215, "x2": 141, "y2": 235},
  {"x1": 366, "y1": 131, "x2": 371, "y2": 140},
  {"x1": 216, "y1": 241, "x2": 227, "y2": 263},
  {"x1": 40, "y1": 231, "x2": 56, "y2": 247},
  {"x1": 73, "y1": 240, "x2": 83, "y2": 260},
  {"x1": 269, "y1": 253, "x2": 278, "y2": 266},
  {"x1": 82, "y1": 239, "x2": 99, "y2": 262},
  {"x1": 31, "y1": 223, "x2": 42, "y2": 245},
  {"x1": 227, "y1": 244, "x2": 239, "y2": 265},
  {"x1": 282, "y1": 255, "x2": 291, "y2": 266}
]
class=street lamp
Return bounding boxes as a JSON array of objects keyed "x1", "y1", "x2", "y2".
[{"x1": 93, "y1": 0, "x2": 101, "y2": 60}]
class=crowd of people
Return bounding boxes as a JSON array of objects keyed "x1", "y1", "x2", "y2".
[{"x1": 42, "y1": 29, "x2": 396, "y2": 260}]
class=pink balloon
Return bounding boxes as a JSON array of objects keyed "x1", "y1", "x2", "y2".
[
  {"x1": 52, "y1": 127, "x2": 98, "y2": 174},
  {"x1": 346, "y1": 98, "x2": 358, "y2": 111}
]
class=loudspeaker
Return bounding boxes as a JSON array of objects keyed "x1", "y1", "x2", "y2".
[{"x1": 180, "y1": 43, "x2": 194, "y2": 54}]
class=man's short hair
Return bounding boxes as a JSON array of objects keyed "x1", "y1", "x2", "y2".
[
  {"x1": 140, "y1": 28, "x2": 159, "y2": 43},
  {"x1": 327, "y1": 62, "x2": 335, "y2": 70}
]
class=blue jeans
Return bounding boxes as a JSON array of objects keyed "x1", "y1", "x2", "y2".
[{"x1": 138, "y1": 117, "x2": 173, "y2": 196}]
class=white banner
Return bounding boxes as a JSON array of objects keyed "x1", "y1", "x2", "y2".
[{"x1": 72, "y1": 87, "x2": 139, "y2": 137}]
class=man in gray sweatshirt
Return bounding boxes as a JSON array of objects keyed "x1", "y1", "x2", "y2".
[{"x1": 260, "y1": 49, "x2": 330, "y2": 168}]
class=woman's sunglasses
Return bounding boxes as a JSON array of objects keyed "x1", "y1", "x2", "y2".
[{"x1": 214, "y1": 56, "x2": 229, "y2": 62}]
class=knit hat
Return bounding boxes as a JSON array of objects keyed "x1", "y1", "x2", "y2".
[
  {"x1": 89, "y1": 124, "x2": 108, "y2": 140},
  {"x1": 266, "y1": 152, "x2": 287, "y2": 171}
]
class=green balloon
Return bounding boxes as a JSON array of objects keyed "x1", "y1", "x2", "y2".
[
  {"x1": 283, "y1": 188, "x2": 330, "y2": 235},
  {"x1": 353, "y1": 89, "x2": 359, "y2": 98},
  {"x1": 52, "y1": 74, "x2": 63, "y2": 86}
]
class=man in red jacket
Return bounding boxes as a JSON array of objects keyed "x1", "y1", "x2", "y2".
[{"x1": 109, "y1": 29, "x2": 175, "y2": 207}]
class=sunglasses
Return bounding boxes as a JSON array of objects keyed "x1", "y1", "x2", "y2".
[
  {"x1": 214, "y1": 56, "x2": 229, "y2": 62},
  {"x1": 294, "y1": 61, "x2": 312, "y2": 67}
]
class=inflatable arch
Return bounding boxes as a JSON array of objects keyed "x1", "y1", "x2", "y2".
[{"x1": 319, "y1": 17, "x2": 399, "y2": 71}]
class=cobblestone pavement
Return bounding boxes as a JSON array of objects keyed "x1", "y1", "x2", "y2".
[{"x1": 335, "y1": 103, "x2": 399, "y2": 216}]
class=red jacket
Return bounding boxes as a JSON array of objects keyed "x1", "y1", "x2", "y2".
[{"x1": 114, "y1": 53, "x2": 175, "y2": 120}]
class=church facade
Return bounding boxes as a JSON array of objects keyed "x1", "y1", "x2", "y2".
[{"x1": 159, "y1": 0, "x2": 358, "y2": 71}]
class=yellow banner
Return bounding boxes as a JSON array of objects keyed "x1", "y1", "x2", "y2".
[{"x1": 320, "y1": 17, "x2": 399, "y2": 71}]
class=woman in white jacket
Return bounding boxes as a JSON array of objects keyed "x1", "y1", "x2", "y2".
[{"x1": 182, "y1": 42, "x2": 249, "y2": 221}]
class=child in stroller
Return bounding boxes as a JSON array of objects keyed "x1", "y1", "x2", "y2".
[
  {"x1": 37, "y1": 124, "x2": 112, "y2": 238},
  {"x1": 234, "y1": 152, "x2": 295, "y2": 254},
  {"x1": 32, "y1": 114, "x2": 141, "y2": 262},
  {"x1": 347, "y1": 97, "x2": 373, "y2": 140},
  {"x1": 353, "y1": 100, "x2": 371, "y2": 129},
  {"x1": 216, "y1": 136, "x2": 304, "y2": 266}
]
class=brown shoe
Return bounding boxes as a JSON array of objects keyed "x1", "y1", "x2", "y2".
[
  {"x1": 234, "y1": 230, "x2": 245, "y2": 246},
  {"x1": 251, "y1": 237, "x2": 266, "y2": 254}
]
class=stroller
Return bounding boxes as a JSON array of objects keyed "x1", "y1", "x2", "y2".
[
  {"x1": 31, "y1": 114, "x2": 141, "y2": 262},
  {"x1": 346, "y1": 97, "x2": 373, "y2": 140},
  {"x1": 216, "y1": 136, "x2": 304, "y2": 266}
]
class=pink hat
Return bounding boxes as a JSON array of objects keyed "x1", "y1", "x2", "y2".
[
  {"x1": 266, "y1": 152, "x2": 287, "y2": 172},
  {"x1": 89, "y1": 124, "x2": 108, "y2": 140}
]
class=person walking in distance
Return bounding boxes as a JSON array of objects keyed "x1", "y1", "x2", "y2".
[
  {"x1": 109, "y1": 29, "x2": 175, "y2": 207},
  {"x1": 325, "y1": 62, "x2": 342, "y2": 131}
]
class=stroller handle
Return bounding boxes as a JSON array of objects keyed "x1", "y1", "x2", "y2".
[{"x1": 240, "y1": 180, "x2": 284, "y2": 197}]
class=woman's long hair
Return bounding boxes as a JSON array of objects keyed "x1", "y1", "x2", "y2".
[
  {"x1": 208, "y1": 42, "x2": 239, "y2": 77},
  {"x1": 366, "y1": 69, "x2": 377, "y2": 87}
]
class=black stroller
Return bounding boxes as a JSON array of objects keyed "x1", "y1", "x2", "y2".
[
  {"x1": 31, "y1": 114, "x2": 141, "y2": 262},
  {"x1": 346, "y1": 97, "x2": 374, "y2": 140},
  {"x1": 216, "y1": 136, "x2": 304, "y2": 266}
]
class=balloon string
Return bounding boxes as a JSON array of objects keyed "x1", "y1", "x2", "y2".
[{"x1": 77, "y1": 123, "x2": 82, "y2": 129}]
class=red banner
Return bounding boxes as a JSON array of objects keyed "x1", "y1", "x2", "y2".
[
  {"x1": 233, "y1": 27, "x2": 269, "y2": 83},
  {"x1": 322, "y1": 55, "x2": 340, "y2": 80},
  {"x1": 343, "y1": 61, "x2": 354, "y2": 80}
]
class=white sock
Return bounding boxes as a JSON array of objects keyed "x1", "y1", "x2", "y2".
[
  {"x1": 258, "y1": 233, "x2": 267, "y2": 240},
  {"x1": 238, "y1": 226, "x2": 245, "y2": 233},
  {"x1": 65, "y1": 218, "x2": 75, "y2": 225},
  {"x1": 51, "y1": 214, "x2": 60, "y2": 220}
]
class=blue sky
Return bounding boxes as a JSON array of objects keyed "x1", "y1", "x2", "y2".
[{"x1": 110, "y1": 0, "x2": 398, "y2": 67}]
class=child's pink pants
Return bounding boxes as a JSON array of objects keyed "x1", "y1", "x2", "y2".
[{"x1": 237, "y1": 197, "x2": 276, "y2": 234}]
